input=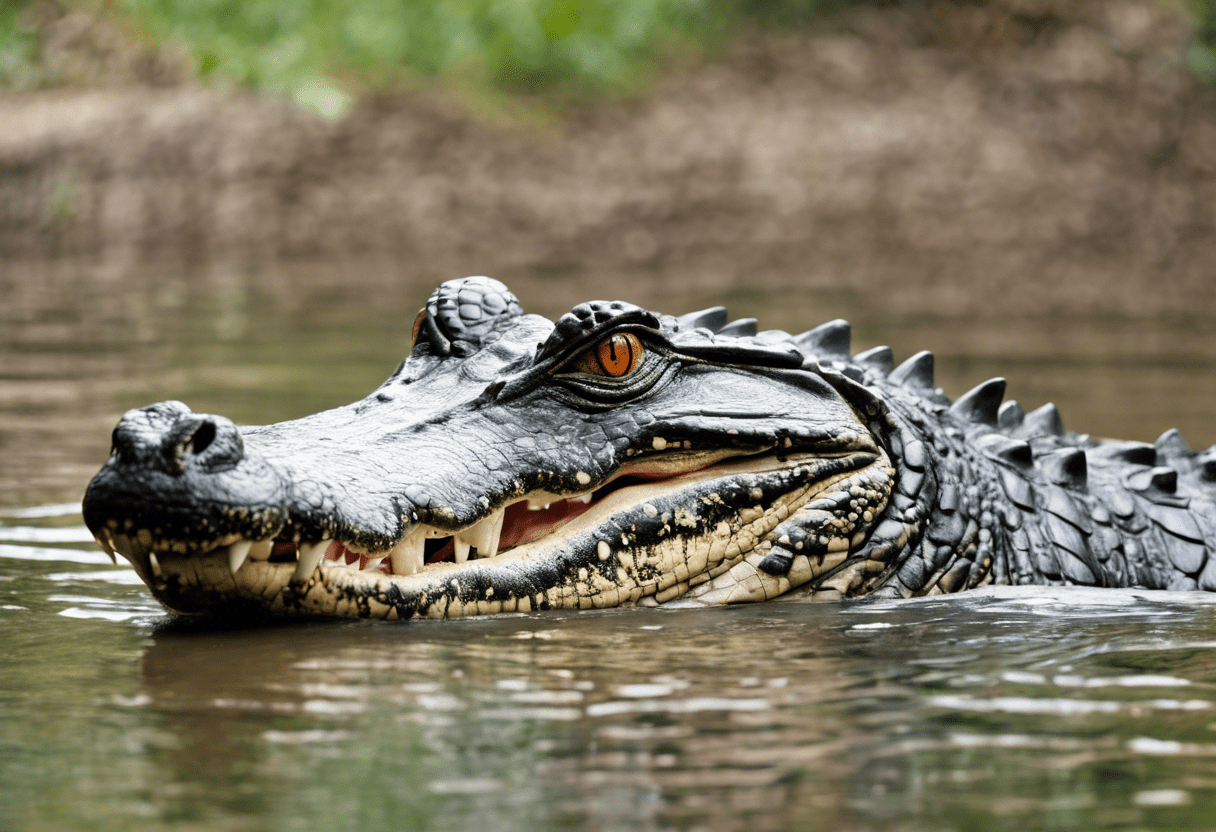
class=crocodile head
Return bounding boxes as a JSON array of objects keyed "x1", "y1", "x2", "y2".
[{"x1": 82, "y1": 276, "x2": 903, "y2": 620}]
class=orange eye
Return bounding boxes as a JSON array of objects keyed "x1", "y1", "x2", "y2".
[{"x1": 585, "y1": 332, "x2": 643, "y2": 377}]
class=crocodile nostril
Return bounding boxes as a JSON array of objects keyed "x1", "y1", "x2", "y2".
[{"x1": 190, "y1": 421, "x2": 217, "y2": 455}]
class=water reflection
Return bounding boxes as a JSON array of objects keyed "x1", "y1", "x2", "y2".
[
  {"x1": 135, "y1": 605, "x2": 870, "y2": 830},
  {"x1": 110, "y1": 588, "x2": 1216, "y2": 831}
]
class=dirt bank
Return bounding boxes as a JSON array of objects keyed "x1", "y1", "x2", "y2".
[{"x1": 2, "y1": 0, "x2": 1215, "y2": 317}]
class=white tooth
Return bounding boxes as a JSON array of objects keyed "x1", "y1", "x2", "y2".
[
  {"x1": 454, "y1": 538, "x2": 470, "y2": 563},
  {"x1": 571, "y1": 494, "x2": 593, "y2": 505},
  {"x1": 389, "y1": 529, "x2": 425, "y2": 575},
  {"x1": 485, "y1": 511, "x2": 505, "y2": 558},
  {"x1": 108, "y1": 533, "x2": 137, "y2": 567},
  {"x1": 148, "y1": 552, "x2": 162, "y2": 578},
  {"x1": 460, "y1": 509, "x2": 505, "y2": 557},
  {"x1": 527, "y1": 497, "x2": 550, "y2": 511},
  {"x1": 360, "y1": 555, "x2": 385, "y2": 572},
  {"x1": 96, "y1": 535, "x2": 117, "y2": 565},
  {"x1": 293, "y1": 539, "x2": 330, "y2": 582},
  {"x1": 228, "y1": 540, "x2": 254, "y2": 574},
  {"x1": 248, "y1": 539, "x2": 273, "y2": 560}
]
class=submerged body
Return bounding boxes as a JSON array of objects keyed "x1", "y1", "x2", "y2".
[{"x1": 82, "y1": 277, "x2": 1216, "y2": 620}]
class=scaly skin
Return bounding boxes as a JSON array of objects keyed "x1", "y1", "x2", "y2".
[{"x1": 81, "y1": 277, "x2": 1216, "y2": 620}]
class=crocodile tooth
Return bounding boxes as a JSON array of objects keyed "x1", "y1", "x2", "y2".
[
  {"x1": 460, "y1": 516, "x2": 491, "y2": 552},
  {"x1": 148, "y1": 552, "x2": 162, "y2": 578},
  {"x1": 96, "y1": 534, "x2": 117, "y2": 565},
  {"x1": 361, "y1": 555, "x2": 386, "y2": 572},
  {"x1": 108, "y1": 534, "x2": 131, "y2": 562},
  {"x1": 571, "y1": 494, "x2": 593, "y2": 505},
  {"x1": 454, "y1": 538, "x2": 471, "y2": 563},
  {"x1": 228, "y1": 540, "x2": 254, "y2": 574},
  {"x1": 461, "y1": 509, "x2": 505, "y2": 557},
  {"x1": 483, "y1": 511, "x2": 506, "y2": 557},
  {"x1": 389, "y1": 529, "x2": 425, "y2": 575},
  {"x1": 293, "y1": 539, "x2": 330, "y2": 582}
]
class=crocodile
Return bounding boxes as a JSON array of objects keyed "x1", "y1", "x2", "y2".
[{"x1": 81, "y1": 276, "x2": 1216, "y2": 620}]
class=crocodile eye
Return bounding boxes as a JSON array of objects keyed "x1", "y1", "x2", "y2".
[{"x1": 578, "y1": 332, "x2": 644, "y2": 377}]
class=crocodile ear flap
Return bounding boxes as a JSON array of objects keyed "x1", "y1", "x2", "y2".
[
  {"x1": 415, "y1": 308, "x2": 435, "y2": 350},
  {"x1": 411, "y1": 306, "x2": 451, "y2": 355}
]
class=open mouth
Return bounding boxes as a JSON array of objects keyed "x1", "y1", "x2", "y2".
[
  {"x1": 96, "y1": 448, "x2": 878, "y2": 602},
  {"x1": 259, "y1": 486, "x2": 604, "y2": 577}
]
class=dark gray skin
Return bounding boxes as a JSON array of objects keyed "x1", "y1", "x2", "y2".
[{"x1": 82, "y1": 277, "x2": 1216, "y2": 620}]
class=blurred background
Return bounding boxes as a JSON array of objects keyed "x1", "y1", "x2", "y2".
[{"x1": 2, "y1": 0, "x2": 1215, "y2": 502}]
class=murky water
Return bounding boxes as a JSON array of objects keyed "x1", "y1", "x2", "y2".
[{"x1": 3, "y1": 263, "x2": 1216, "y2": 830}]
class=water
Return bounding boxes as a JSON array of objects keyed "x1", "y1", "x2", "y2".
[{"x1": 3, "y1": 263, "x2": 1216, "y2": 830}]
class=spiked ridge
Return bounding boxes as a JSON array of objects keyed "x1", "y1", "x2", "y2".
[{"x1": 82, "y1": 277, "x2": 1216, "y2": 620}]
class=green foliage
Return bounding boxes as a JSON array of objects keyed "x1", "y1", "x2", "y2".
[
  {"x1": 736, "y1": 0, "x2": 879, "y2": 26},
  {"x1": 0, "y1": 0, "x2": 42, "y2": 88},
  {"x1": 7, "y1": 0, "x2": 1216, "y2": 106},
  {"x1": 1188, "y1": 0, "x2": 1216, "y2": 83},
  {"x1": 117, "y1": 0, "x2": 737, "y2": 116}
]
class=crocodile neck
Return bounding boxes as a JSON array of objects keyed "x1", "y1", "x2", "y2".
[{"x1": 816, "y1": 358, "x2": 1216, "y2": 599}]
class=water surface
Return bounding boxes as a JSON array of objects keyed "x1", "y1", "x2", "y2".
[{"x1": 2, "y1": 264, "x2": 1216, "y2": 830}]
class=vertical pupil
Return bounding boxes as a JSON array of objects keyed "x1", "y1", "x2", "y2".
[
  {"x1": 598, "y1": 335, "x2": 633, "y2": 376},
  {"x1": 589, "y1": 333, "x2": 644, "y2": 377}
]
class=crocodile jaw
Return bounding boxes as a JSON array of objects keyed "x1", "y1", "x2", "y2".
[{"x1": 102, "y1": 451, "x2": 887, "y2": 619}]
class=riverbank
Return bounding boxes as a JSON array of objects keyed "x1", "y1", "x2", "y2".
[{"x1": 3, "y1": 0, "x2": 1215, "y2": 318}]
